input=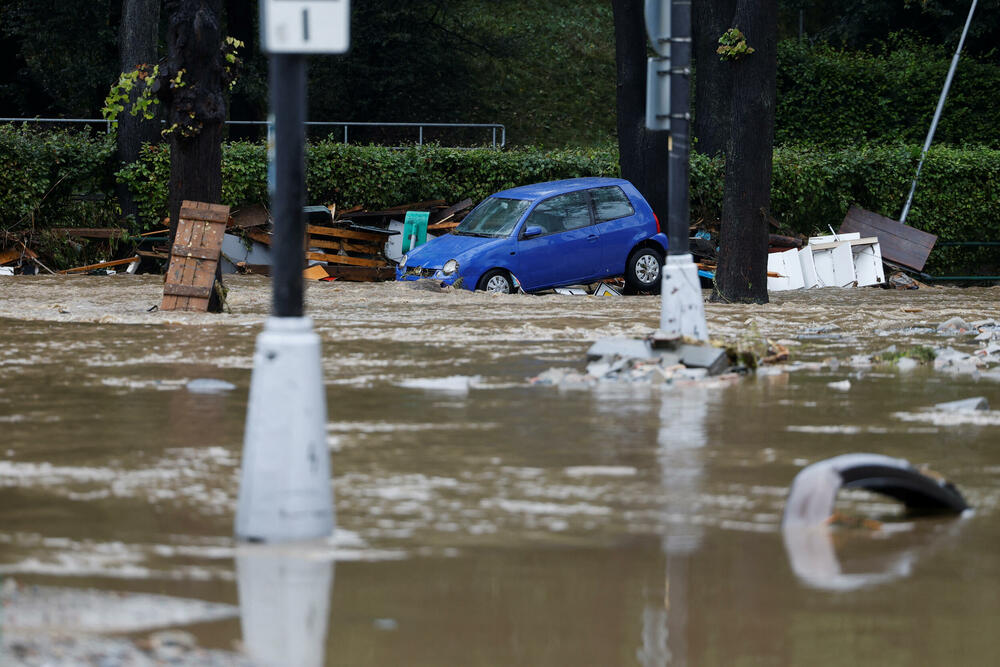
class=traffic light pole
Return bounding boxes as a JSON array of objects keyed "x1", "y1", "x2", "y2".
[{"x1": 235, "y1": 53, "x2": 335, "y2": 543}]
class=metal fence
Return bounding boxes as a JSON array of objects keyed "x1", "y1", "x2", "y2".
[{"x1": 0, "y1": 117, "x2": 506, "y2": 148}]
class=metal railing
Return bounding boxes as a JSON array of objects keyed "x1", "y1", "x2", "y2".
[{"x1": 0, "y1": 117, "x2": 506, "y2": 148}]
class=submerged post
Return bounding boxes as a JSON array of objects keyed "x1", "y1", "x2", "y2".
[
  {"x1": 646, "y1": 0, "x2": 707, "y2": 341},
  {"x1": 236, "y1": 1, "x2": 351, "y2": 543}
]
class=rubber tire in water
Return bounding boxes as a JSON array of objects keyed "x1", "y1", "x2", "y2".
[
  {"x1": 624, "y1": 248, "x2": 664, "y2": 294},
  {"x1": 478, "y1": 269, "x2": 513, "y2": 293}
]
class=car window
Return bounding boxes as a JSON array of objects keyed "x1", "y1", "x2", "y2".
[
  {"x1": 591, "y1": 186, "x2": 634, "y2": 223},
  {"x1": 455, "y1": 197, "x2": 531, "y2": 238},
  {"x1": 525, "y1": 191, "x2": 592, "y2": 235}
]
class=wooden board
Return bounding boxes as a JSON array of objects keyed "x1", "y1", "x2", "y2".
[
  {"x1": 306, "y1": 225, "x2": 386, "y2": 242},
  {"x1": 0, "y1": 248, "x2": 23, "y2": 265},
  {"x1": 430, "y1": 198, "x2": 473, "y2": 224},
  {"x1": 307, "y1": 238, "x2": 380, "y2": 254},
  {"x1": 161, "y1": 201, "x2": 229, "y2": 311},
  {"x1": 838, "y1": 205, "x2": 936, "y2": 271},
  {"x1": 229, "y1": 203, "x2": 270, "y2": 229},
  {"x1": 322, "y1": 265, "x2": 396, "y2": 282},
  {"x1": 58, "y1": 256, "x2": 140, "y2": 274},
  {"x1": 305, "y1": 251, "x2": 387, "y2": 268}
]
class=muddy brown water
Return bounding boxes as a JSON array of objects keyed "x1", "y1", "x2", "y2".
[{"x1": 1, "y1": 275, "x2": 999, "y2": 665}]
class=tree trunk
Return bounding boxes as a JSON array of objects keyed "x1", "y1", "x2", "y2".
[
  {"x1": 612, "y1": 0, "x2": 670, "y2": 226},
  {"x1": 163, "y1": 0, "x2": 228, "y2": 312},
  {"x1": 712, "y1": 0, "x2": 778, "y2": 304},
  {"x1": 117, "y1": 0, "x2": 161, "y2": 228},
  {"x1": 692, "y1": 0, "x2": 737, "y2": 157}
]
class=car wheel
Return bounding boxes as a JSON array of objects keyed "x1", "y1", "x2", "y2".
[
  {"x1": 625, "y1": 247, "x2": 664, "y2": 294},
  {"x1": 478, "y1": 269, "x2": 513, "y2": 294}
]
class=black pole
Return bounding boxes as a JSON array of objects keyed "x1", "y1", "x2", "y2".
[
  {"x1": 270, "y1": 54, "x2": 307, "y2": 318},
  {"x1": 668, "y1": 0, "x2": 691, "y2": 257}
]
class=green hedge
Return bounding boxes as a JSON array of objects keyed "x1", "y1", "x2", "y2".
[
  {"x1": 117, "y1": 140, "x2": 620, "y2": 226},
  {"x1": 3, "y1": 126, "x2": 999, "y2": 275},
  {"x1": 0, "y1": 124, "x2": 118, "y2": 233},
  {"x1": 776, "y1": 37, "x2": 1000, "y2": 147}
]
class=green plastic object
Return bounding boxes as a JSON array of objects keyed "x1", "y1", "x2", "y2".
[{"x1": 402, "y1": 211, "x2": 430, "y2": 253}]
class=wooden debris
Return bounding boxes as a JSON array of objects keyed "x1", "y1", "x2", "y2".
[
  {"x1": 58, "y1": 256, "x2": 140, "y2": 274},
  {"x1": 161, "y1": 201, "x2": 229, "y2": 312},
  {"x1": 839, "y1": 205, "x2": 936, "y2": 272}
]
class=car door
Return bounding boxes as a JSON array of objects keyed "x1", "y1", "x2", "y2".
[
  {"x1": 515, "y1": 190, "x2": 601, "y2": 290},
  {"x1": 589, "y1": 185, "x2": 639, "y2": 274}
]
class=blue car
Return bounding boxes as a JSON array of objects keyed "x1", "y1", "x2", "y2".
[{"x1": 396, "y1": 177, "x2": 668, "y2": 294}]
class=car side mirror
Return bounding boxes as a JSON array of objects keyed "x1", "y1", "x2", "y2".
[{"x1": 523, "y1": 225, "x2": 543, "y2": 239}]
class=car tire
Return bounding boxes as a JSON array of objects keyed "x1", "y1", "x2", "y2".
[
  {"x1": 477, "y1": 269, "x2": 514, "y2": 294},
  {"x1": 624, "y1": 247, "x2": 664, "y2": 294}
]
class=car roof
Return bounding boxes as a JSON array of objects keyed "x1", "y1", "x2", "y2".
[{"x1": 491, "y1": 177, "x2": 631, "y2": 202}]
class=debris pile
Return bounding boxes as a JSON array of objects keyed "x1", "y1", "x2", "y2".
[
  {"x1": 225, "y1": 199, "x2": 475, "y2": 282},
  {"x1": 530, "y1": 335, "x2": 790, "y2": 388}
]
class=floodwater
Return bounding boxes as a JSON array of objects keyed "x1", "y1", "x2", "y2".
[{"x1": 1, "y1": 275, "x2": 999, "y2": 666}]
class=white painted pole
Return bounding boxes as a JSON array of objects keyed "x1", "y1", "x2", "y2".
[{"x1": 900, "y1": 0, "x2": 978, "y2": 223}]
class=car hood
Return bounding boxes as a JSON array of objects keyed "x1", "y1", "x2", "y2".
[{"x1": 404, "y1": 233, "x2": 506, "y2": 268}]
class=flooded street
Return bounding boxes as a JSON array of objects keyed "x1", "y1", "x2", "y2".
[{"x1": 1, "y1": 275, "x2": 999, "y2": 665}]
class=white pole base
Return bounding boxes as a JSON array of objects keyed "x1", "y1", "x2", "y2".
[
  {"x1": 657, "y1": 253, "x2": 708, "y2": 341},
  {"x1": 235, "y1": 316, "x2": 335, "y2": 543}
]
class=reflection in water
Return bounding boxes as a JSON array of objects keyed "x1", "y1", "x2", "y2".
[
  {"x1": 236, "y1": 546, "x2": 334, "y2": 667},
  {"x1": 782, "y1": 518, "x2": 967, "y2": 592},
  {"x1": 638, "y1": 387, "x2": 712, "y2": 667}
]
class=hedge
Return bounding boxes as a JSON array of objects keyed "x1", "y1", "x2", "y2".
[
  {"x1": 0, "y1": 124, "x2": 118, "y2": 233},
  {"x1": 3, "y1": 127, "x2": 999, "y2": 275},
  {"x1": 775, "y1": 37, "x2": 1000, "y2": 148}
]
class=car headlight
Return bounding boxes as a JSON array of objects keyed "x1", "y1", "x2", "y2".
[
  {"x1": 442, "y1": 259, "x2": 459, "y2": 275},
  {"x1": 399, "y1": 254, "x2": 407, "y2": 269}
]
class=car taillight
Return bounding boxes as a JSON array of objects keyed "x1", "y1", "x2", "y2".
[{"x1": 654, "y1": 212, "x2": 661, "y2": 234}]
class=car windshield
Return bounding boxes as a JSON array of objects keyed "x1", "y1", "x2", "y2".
[{"x1": 454, "y1": 197, "x2": 531, "y2": 238}]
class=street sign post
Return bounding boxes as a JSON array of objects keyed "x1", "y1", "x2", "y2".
[
  {"x1": 236, "y1": 2, "x2": 351, "y2": 544},
  {"x1": 261, "y1": 0, "x2": 351, "y2": 54},
  {"x1": 645, "y1": 0, "x2": 708, "y2": 342}
]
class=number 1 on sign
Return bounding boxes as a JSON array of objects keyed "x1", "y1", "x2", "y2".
[{"x1": 302, "y1": 8, "x2": 310, "y2": 41}]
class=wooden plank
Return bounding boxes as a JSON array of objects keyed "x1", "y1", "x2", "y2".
[
  {"x1": 430, "y1": 198, "x2": 473, "y2": 224},
  {"x1": 58, "y1": 256, "x2": 140, "y2": 274},
  {"x1": 229, "y1": 203, "x2": 270, "y2": 229},
  {"x1": 246, "y1": 229, "x2": 272, "y2": 245},
  {"x1": 0, "y1": 248, "x2": 22, "y2": 265},
  {"x1": 163, "y1": 284, "x2": 213, "y2": 298},
  {"x1": 304, "y1": 264, "x2": 333, "y2": 280},
  {"x1": 172, "y1": 244, "x2": 220, "y2": 261},
  {"x1": 427, "y1": 221, "x2": 460, "y2": 232},
  {"x1": 306, "y1": 238, "x2": 380, "y2": 254},
  {"x1": 839, "y1": 205, "x2": 936, "y2": 271},
  {"x1": 322, "y1": 265, "x2": 397, "y2": 282},
  {"x1": 306, "y1": 225, "x2": 386, "y2": 242},
  {"x1": 187, "y1": 218, "x2": 225, "y2": 310},
  {"x1": 341, "y1": 200, "x2": 446, "y2": 219},
  {"x1": 139, "y1": 228, "x2": 170, "y2": 238},
  {"x1": 180, "y1": 201, "x2": 230, "y2": 224},
  {"x1": 305, "y1": 252, "x2": 387, "y2": 268}
]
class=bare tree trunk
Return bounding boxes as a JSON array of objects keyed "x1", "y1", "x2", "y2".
[
  {"x1": 117, "y1": 0, "x2": 161, "y2": 228},
  {"x1": 162, "y1": 0, "x2": 227, "y2": 311},
  {"x1": 612, "y1": 0, "x2": 670, "y2": 225},
  {"x1": 692, "y1": 0, "x2": 737, "y2": 157},
  {"x1": 712, "y1": 0, "x2": 778, "y2": 304}
]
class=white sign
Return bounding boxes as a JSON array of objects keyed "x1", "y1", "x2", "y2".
[{"x1": 261, "y1": 0, "x2": 350, "y2": 54}]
